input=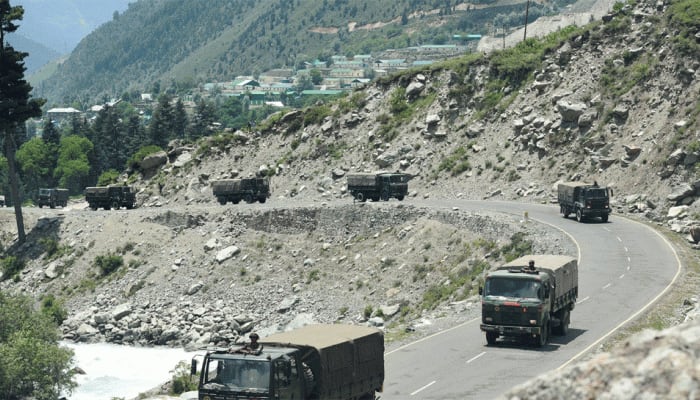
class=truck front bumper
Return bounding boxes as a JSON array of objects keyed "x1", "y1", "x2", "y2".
[
  {"x1": 582, "y1": 209, "x2": 611, "y2": 217},
  {"x1": 480, "y1": 324, "x2": 541, "y2": 336}
]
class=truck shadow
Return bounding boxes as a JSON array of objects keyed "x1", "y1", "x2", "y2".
[{"x1": 486, "y1": 328, "x2": 586, "y2": 352}]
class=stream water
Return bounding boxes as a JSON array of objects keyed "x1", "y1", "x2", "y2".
[{"x1": 63, "y1": 342, "x2": 198, "y2": 400}]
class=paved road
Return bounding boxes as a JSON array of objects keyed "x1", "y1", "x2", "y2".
[
  {"x1": 381, "y1": 199, "x2": 681, "y2": 399},
  {"x1": 9, "y1": 198, "x2": 680, "y2": 399}
]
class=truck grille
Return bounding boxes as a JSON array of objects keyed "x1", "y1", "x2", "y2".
[{"x1": 484, "y1": 304, "x2": 539, "y2": 326}]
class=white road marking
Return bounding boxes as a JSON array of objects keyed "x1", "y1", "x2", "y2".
[
  {"x1": 467, "y1": 352, "x2": 486, "y2": 363},
  {"x1": 577, "y1": 296, "x2": 590, "y2": 304},
  {"x1": 619, "y1": 274, "x2": 625, "y2": 279},
  {"x1": 411, "y1": 380, "x2": 436, "y2": 396},
  {"x1": 602, "y1": 283, "x2": 611, "y2": 289}
]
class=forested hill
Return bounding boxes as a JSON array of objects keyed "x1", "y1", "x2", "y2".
[{"x1": 31, "y1": 0, "x2": 570, "y2": 107}]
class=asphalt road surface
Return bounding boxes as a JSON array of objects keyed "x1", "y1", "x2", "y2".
[{"x1": 382, "y1": 199, "x2": 680, "y2": 400}]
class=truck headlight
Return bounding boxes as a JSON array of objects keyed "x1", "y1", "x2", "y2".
[{"x1": 529, "y1": 320, "x2": 537, "y2": 325}]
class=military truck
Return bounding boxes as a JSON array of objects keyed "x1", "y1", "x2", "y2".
[
  {"x1": 558, "y1": 181, "x2": 613, "y2": 222},
  {"x1": 211, "y1": 177, "x2": 270, "y2": 204},
  {"x1": 480, "y1": 255, "x2": 578, "y2": 347},
  {"x1": 346, "y1": 172, "x2": 408, "y2": 202},
  {"x1": 192, "y1": 324, "x2": 385, "y2": 400},
  {"x1": 84, "y1": 185, "x2": 136, "y2": 210},
  {"x1": 38, "y1": 188, "x2": 69, "y2": 208}
]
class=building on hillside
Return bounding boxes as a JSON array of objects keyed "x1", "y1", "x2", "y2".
[
  {"x1": 46, "y1": 107, "x2": 82, "y2": 125},
  {"x1": 233, "y1": 79, "x2": 261, "y2": 91},
  {"x1": 258, "y1": 68, "x2": 294, "y2": 84},
  {"x1": 329, "y1": 68, "x2": 364, "y2": 78},
  {"x1": 333, "y1": 60, "x2": 365, "y2": 69},
  {"x1": 301, "y1": 89, "x2": 344, "y2": 97},
  {"x1": 376, "y1": 59, "x2": 407, "y2": 71}
]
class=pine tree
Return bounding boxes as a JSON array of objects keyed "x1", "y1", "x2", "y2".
[
  {"x1": 0, "y1": 0, "x2": 44, "y2": 243},
  {"x1": 149, "y1": 93, "x2": 174, "y2": 148}
]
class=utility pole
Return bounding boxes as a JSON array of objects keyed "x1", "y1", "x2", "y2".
[{"x1": 523, "y1": 0, "x2": 530, "y2": 41}]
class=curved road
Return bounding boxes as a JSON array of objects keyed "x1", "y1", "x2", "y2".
[
  {"x1": 8, "y1": 198, "x2": 681, "y2": 399},
  {"x1": 381, "y1": 199, "x2": 681, "y2": 399}
]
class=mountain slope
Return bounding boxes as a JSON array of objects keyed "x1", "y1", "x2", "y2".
[
  {"x1": 34, "y1": 0, "x2": 574, "y2": 106},
  {"x1": 14, "y1": 0, "x2": 132, "y2": 53},
  {"x1": 6, "y1": 32, "x2": 60, "y2": 74}
]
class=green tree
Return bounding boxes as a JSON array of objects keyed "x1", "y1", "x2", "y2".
[
  {"x1": 310, "y1": 68, "x2": 323, "y2": 85},
  {"x1": 53, "y1": 135, "x2": 93, "y2": 194},
  {"x1": 190, "y1": 98, "x2": 216, "y2": 140},
  {"x1": 0, "y1": 291, "x2": 77, "y2": 400},
  {"x1": 149, "y1": 93, "x2": 174, "y2": 147},
  {"x1": 0, "y1": 0, "x2": 44, "y2": 242},
  {"x1": 15, "y1": 137, "x2": 52, "y2": 197},
  {"x1": 41, "y1": 118, "x2": 60, "y2": 148},
  {"x1": 294, "y1": 73, "x2": 314, "y2": 92},
  {"x1": 173, "y1": 98, "x2": 188, "y2": 140}
]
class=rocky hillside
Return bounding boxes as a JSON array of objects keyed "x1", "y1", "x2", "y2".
[{"x1": 1, "y1": 0, "x2": 699, "y2": 397}]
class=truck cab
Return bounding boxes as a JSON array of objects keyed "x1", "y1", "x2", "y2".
[
  {"x1": 480, "y1": 268, "x2": 552, "y2": 346},
  {"x1": 480, "y1": 255, "x2": 578, "y2": 347},
  {"x1": 195, "y1": 346, "x2": 307, "y2": 400}
]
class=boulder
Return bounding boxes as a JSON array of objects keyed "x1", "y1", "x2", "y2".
[
  {"x1": 556, "y1": 100, "x2": 587, "y2": 122},
  {"x1": 138, "y1": 151, "x2": 168, "y2": 171}
]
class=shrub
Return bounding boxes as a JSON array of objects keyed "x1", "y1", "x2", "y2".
[
  {"x1": 94, "y1": 254, "x2": 124, "y2": 276},
  {"x1": 41, "y1": 294, "x2": 68, "y2": 325},
  {"x1": 1, "y1": 256, "x2": 25, "y2": 280},
  {"x1": 97, "y1": 169, "x2": 120, "y2": 186},
  {"x1": 39, "y1": 237, "x2": 59, "y2": 258},
  {"x1": 170, "y1": 361, "x2": 198, "y2": 394}
]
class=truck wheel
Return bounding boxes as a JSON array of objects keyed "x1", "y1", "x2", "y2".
[
  {"x1": 576, "y1": 209, "x2": 584, "y2": 223},
  {"x1": 39, "y1": 204, "x2": 43, "y2": 208},
  {"x1": 559, "y1": 310, "x2": 570, "y2": 336},
  {"x1": 90, "y1": 206, "x2": 97, "y2": 211},
  {"x1": 217, "y1": 198, "x2": 227, "y2": 205},
  {"x1": 259, "y1": 197, "x2": 267, "y2": 204},
  {"x1": 397, "y1": 195, "x2": 405, "y2": 201},
  {"x1": 355, "y1": 192, "x2": 365, "y2": 202},
  {"x1": 244, "y1": 194, "x2": 254, "y2": 203},
  {"x1": 104, "y1": 205, "x2": 111, "y2": 210},
  {"x1": 534, "y1": 322, "x2": 549, "y2": 347},
  {"x1": 381, "y1": 188, "x2": 390, "y2": 201},
  {"x1": 50, "y1": 204, "x2": 55, "y2": 209},
  {"x1": 233, "y1": 199, "x2": 241, "y2": 204},
  {"x1": 602, "y1": 214, "x2": 609, "y2": 222},
  {"x1": 561, "y1": 206, "x2": 569, "y2": 218},
  {"x1": 485, "y1": 332, "x2": 498, "y2": 345}
]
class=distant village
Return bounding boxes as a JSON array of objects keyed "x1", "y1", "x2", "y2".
[{"x1": 44, "y1": 38, "x2": 481, "y2": 130}]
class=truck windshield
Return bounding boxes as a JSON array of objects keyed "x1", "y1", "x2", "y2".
[
  {"x1": 484, "y1": 278, "x2": 541, "y2": 299},
  {"x1": 585, "y1": 188, "x2": 608, "y2": 198},
  {"x1": 202, "y1": 358, "x2": 271, "y2": 391}
]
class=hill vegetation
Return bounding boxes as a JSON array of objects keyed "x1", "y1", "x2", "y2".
[{"x1": 32, "y1": 0, "x2": 577, "y2": 107}]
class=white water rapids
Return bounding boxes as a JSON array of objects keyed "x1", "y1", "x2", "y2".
[{"x1": 63, "y1": 342, "x2": 198, "y2": 400}]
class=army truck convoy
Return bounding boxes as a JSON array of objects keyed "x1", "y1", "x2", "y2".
[
  {"x1": 84, "y1": 185, "x2": 136, "y2": 210},
  {"x1": 480, "y1": 255, "x2": 578, "y2": 347},
  {"x1": 212, "y1": 177, "x2": 271, "y2": 204},
  {"x1": 558, "y1": 181, "x2": 613, "y2": 222},
  {"x1": 346, "y1": 172, "x2": 409, "y2": 202},
  {"x1": 192, "y1": 324, "x2": 384, "y2": 400},
  {"x1": 38, "y1": 188, "x2": 69, "y2": 208}
]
